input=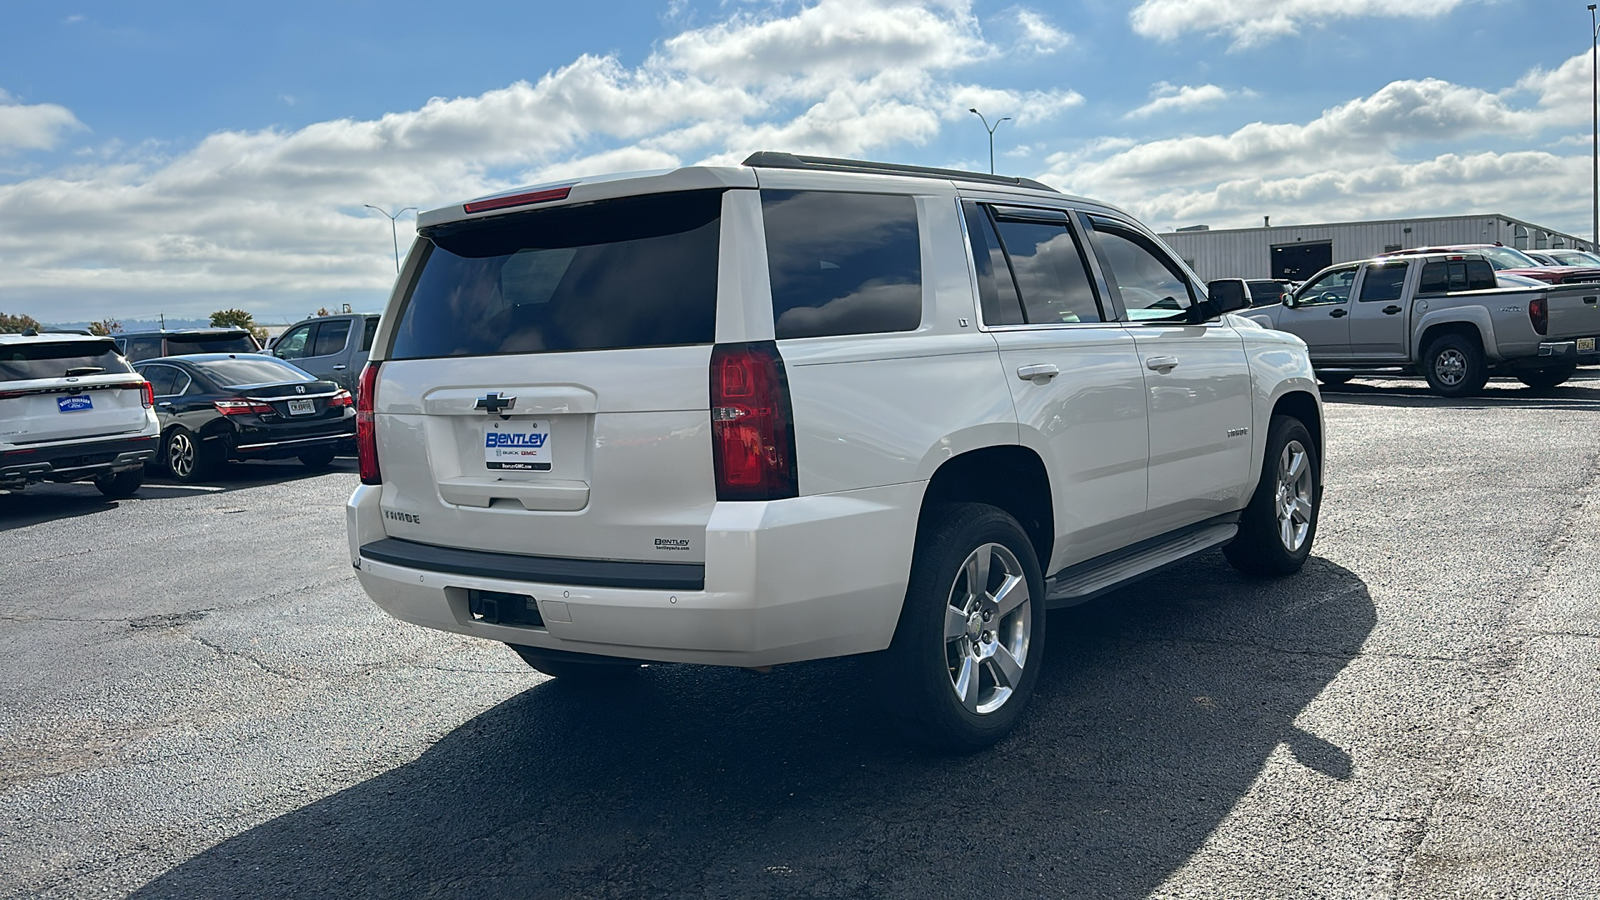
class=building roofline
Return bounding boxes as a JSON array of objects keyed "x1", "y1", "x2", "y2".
[{"x1": 1159, "y1": 212, "x2": 1589, "y2": 243}]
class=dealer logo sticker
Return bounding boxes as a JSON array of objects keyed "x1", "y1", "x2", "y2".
[{"x1": 654, "y1": 538, "x2": 691, "y2": 552}]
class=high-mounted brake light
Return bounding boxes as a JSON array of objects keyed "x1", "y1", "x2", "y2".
[
  {"x1": 214, "y1": 398, "x2": 275, "y2": 416},
  {"x1": 710, "y1": 342, "x2": 798, "y2": 501},
  {"x1": 1529, "y1": 296, "x2": 1548, "y2": 335},
  {"x1": 357, "y1": 362, "x2": 381, "y2": 485},
  {"x1": 462, "y1": 186, "x2": 573, "y2": 214}
]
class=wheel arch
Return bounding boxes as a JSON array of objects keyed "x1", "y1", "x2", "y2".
[
  {"x1": 1414, "y1": 309, "x2": 1496, "y2": 361},
  {"x1": 917, "y1": 445, "x2": 1053, "y2": 572},
  {"x1": 1270, "y1": 390, "x2": 1323, "y2": 471}
]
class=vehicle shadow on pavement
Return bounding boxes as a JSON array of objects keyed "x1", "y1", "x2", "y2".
[
  {"x1": 1320, "y1": 380, "x2": 1600, "y2": 410},
  {"x1": 128, "y1": 554, "x2": 1374, "y2": 900}
]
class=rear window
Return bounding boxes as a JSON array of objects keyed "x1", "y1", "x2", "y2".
[
  {"x1": 166, "y1": 333, "x2": 257, "y2": 354},
  {"x1": 194, "y1": 357, "x2": 313, "y2": 387},
  {"x1": 0, "y1": 340, "x2": 133, "y2": 382},
  {"x1": 762, "y1": 190, "x2": 922, "y2": 339},
  {"x1": 1419, "y1": 260, "x2": 1496, "y2": 293},
  {"x1": 390, "y1": 191, "x2": 723, "y2": 359}
]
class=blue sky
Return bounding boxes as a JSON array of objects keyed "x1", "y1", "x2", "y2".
[{"x1": 0, "y1": 0, "x2": 1593, "y2": 322}]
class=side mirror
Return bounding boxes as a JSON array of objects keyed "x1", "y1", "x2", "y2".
[
  {"x1": 1282, "y1": 292, "x2": 1300, "y2": 309},
  {"x1": 1205, "y1": 279, "x2": 1251, "y2": 315}
]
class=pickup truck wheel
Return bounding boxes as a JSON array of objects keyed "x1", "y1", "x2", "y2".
[
  {"x1": 877, "y1": 503, "x2": 1045, "y2": 752},
  {"x1": 164, "y1": 427, "x2": 220, "y2": 483},
  {"x1": 93, "y1": 469, "x2": 143, "y2": 499},
  {"x1": 1516, "y1": 366, "x2": 1576, "y2": 391},
  {"x1": 508, "y1": 644, "x2": 641, "y2": 681},
  {"x1": 1224, "y1": 415, "x2": 1319, "y2": 578},
  {"x1": 1421, "y1": 334, "x2": 1488, "y2": 398}
]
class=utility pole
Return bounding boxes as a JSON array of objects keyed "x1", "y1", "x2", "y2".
[
  {"x1": 967, "y1": 108, "x2": 1011, "y2": 175},
  {"x1": 364, "y1": 205, "x2": 418, "y2": 274},
  {"x1": 1590, "y1": 5, "x2": 1598, "y2": 247}
]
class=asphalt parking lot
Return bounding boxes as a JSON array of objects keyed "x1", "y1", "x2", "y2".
[{"x1": 3, "y1": 373, "x2": 1599, "y2": 899}]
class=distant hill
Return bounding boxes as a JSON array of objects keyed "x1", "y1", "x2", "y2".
[{"x1": 44, "y1": 318, "x2": 212, "y2": 332}]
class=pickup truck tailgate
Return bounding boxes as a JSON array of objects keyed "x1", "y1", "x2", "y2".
[{"x1": 1545, "y1": 284, "x2": 1600, "y2": 342}]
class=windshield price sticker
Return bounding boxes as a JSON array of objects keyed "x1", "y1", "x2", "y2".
[{"x1": 485, "y1": 420, "x2": 553, "y2": 471}]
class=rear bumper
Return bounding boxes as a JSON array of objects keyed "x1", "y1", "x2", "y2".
[
  {"x1": 1535, "y1": 339, "x2": 1600, "y2": 366},
  {"x1": 347, "y1": 481, "x2": 922, "y2": 667},
  {"x1": 0, "y1": 433, "x2": 158, "y2": 487}
]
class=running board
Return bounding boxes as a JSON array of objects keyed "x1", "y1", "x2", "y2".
[{"x1": 1044, "y1": 522, "x2": 1238, "y2": 608}]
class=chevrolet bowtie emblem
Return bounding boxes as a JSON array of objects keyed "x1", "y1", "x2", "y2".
[{"x1": 474, "y1": 392, "x2": 517, "y2": 414}]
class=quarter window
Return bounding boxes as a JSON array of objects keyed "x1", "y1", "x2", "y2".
[
  {"x1": 762, "y1": 190, "x2": 922, "y2": 339},
  {"x1": 962, "y1": 202, "x2": 1024, "y2": 325},
  {"x1": 360, "y1": 317, "x2": 379, "y2": 352}
]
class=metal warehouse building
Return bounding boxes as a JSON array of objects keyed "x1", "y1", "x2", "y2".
[{"x1": 1159, "y1": 214, "x2": 1597, "y2": 283}]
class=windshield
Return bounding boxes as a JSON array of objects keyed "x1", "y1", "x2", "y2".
[
  {"x1": 193, "y1": 357, "x2": 313, "y2": 387},
  {"x1": 1474, "y1": 246, "x2": 1541, "y2": 270},
  {"x1": 1551, "y1": 250, "x2": 1600, "y2": 266},
  {"x1": 0, "y1": 339, "x2": 133, "y2": 382}
]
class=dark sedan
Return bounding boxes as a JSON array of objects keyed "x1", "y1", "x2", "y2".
[{"x1": 132, "y1": 354, "x2": 354, "y2": 482}]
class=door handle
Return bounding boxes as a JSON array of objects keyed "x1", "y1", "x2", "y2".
[
  {"x1": 332, "y1": 364, "x2": 348, "y2": 371},
  {"x1": 1145, "y1": 356, "x2": 1179, "y2": 372},
  {"x1": 157, "y1": 401, "x2": 173, "y2": 408},
  {"x1": 1016, "y1": 364, "x2": 1059, "y2": 382},
  {"x1": 1328, "y1": 308, "x2": 1348, "y2": 318},
  {"x1": 1383, "y1": 305, "x2": 1402, "y2": 315}
]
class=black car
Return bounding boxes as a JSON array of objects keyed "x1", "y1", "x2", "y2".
[
  {"x1": 131, "y1": 354, "x2": 354, "y2": 482},
  {"x1": 1245, "y1": 278, "x2": 1292, "y2": 307},
  {"x1": 115, "y1": 328, "x2": 261, "y2": 363}
]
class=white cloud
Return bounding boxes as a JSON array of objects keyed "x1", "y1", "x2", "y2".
[
  {"x1": 1125, "y1": 82, "x2": 1231, "y2": 119},
  {"x1": 1129, "y1": 0, "x2": 1468, "y2": 48},
  {"x1": 0, "y1": 90, "x2": 87, "y2": 152},
  {"x1": 1014, "y1": 9, "x2": 1071, "y2": 54}
]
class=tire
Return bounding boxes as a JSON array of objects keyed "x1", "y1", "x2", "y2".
[
  {"x1": 164, "y1": 427, "x2": 220, "y2": 483},
  {"x1": 508, "y1": 644, "x2": 642, "y2": 681},
  {"x1": 1420, "y1": 333, "x2": 1488, "y2": 398},
  {"x1": 93, "y1": 468, "x2": 143, "y2": 499},
  {"x1": 1316, "y1": 372, "x2": 1352, "y2": 386},
  {"x1": 1516, "y1": 366, "x2": 1575, "y2": 391},
  {"x1": 875, "y1": 502, "x2": 1046, "y2": 753},
  {"x1": 297, "y1": 448, "x2": 336, "y2": 468},
  {"x1": 1224, "y1": 415, "x2": 1320, "y2": 578}
]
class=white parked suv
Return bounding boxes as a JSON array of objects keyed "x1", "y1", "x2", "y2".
[
  {"x1": 1, "y1": 332, "x2": 159, "y2": 497},
  {"x1": 348, "y1": 153, "x2": 1325, "y2": 750}
]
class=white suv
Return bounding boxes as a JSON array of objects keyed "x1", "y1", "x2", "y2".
[
  {"x1": 1, "y1": 332, "x2": 159, "y2": 497},
  {"x1": 348, "y1": 153, "x2": 1324, "y2": 750}
]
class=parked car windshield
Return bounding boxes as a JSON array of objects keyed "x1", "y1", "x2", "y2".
[
  {"x1": 0, "y1": 339, "x2": 134, "y2": 381},
  {"x1": 191, "y1": 357, "x2": 314, "y2": 387}
]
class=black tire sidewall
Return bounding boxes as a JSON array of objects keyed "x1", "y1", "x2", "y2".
[
  {"x1": 94, "y1": 469, "x2": 143, "y2": 498},
  {"x1": 1224, "y1": 415, "x2": 1319, "y2": 577}
]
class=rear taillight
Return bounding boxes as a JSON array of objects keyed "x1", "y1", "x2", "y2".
[
  {"x1": 357, "y1": 362, "x2": 381, "y2": 485},
  {"x1": 1528, "y1": 296, "x2": 1548, "y2": 335},
  {"x1": 140, "y1": 381, "x2": 155, "y2": 409},
  {"x1": 213, "y1": 398, "x2": 275, "y2": 416},
  {"x1": 329, "y1": 390, "x2": 353, "y2": 408},
  {"x1": 710, "y1": 342, "x2": 798, "y2": 501}
]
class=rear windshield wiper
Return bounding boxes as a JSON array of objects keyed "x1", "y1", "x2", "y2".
[{"x1": 65, "y1": 366, "x2": 106, "y2": 377}]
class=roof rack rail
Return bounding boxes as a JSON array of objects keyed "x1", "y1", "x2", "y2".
[{"x1": 741, "y1": 151, "x2": 1059, "y2": 193}]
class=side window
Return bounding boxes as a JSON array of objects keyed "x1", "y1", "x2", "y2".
[
  {"x1": 1358, "y1": 263, "x2": 1409, "y2": 302},
  {"x1": 992, "y1": 218, "x2": 1103, "y2": 324},
  {"x1": 961, "y1": 201, "x2": 1024, "y2": 325},
  {"x1": 140, "y1": 365, "x2": 179, "y2": 397},
  {"x1": 125, "y1": 336, "x2": 164, "y2": 361},
  {"x1": 762, "y1": 190, "x2": 922, "y2": 339},
  {"x1": 361, "y1": 317, "x2": 380, "y2": 352},
  {"x1": 1091, "y1": 225, "x2": 1194, "y2": 321},
  {"x1": 1296, "y1": 268, "x2": 1358, "y2": 305},
  {"x1": 312, "y1": 319, "x2": 351, "y2": 357},
  {"x1": 274, "y1": 324, "x2": 313, "y2": 360},
  {"x1": 1464, "y1": 260, "x2": 1496, "y2": 291},
  {"x1": 1418, "y1": 262, "x2": 1450, "y2": 295}
]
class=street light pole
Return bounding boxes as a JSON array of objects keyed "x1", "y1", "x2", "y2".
[
  {"x1": 363, "y1": 205, "x2": 418, "y2": 274},
  {"x1": 1590, "y1": 5, "x2": 1598, "y2": 248},
  {"x1": 968, "y1": 108, "x2": 1011, "y2": 175}
]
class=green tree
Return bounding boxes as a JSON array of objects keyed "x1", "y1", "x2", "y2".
[
  {"x1": 210, "y1": 308, "x2": 268, "y2": 343},
  {"x1": 0, "y1": 312, "x2": 42, "y2": 334},
  {"x1": 312, "y1": 306, "x2": 334, "y2": 317},
  {"x1": 87, "y1": 318, "x2": 123, "y2": 336}
]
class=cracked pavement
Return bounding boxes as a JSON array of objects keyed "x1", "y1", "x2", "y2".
[{"x1": 2, "y1": 373, "x2": 1599, "y2": 898}]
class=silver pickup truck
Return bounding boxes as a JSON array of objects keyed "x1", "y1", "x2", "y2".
[{"x1": 1246, "y1": 252, "x2": 1600, "y2": 396}]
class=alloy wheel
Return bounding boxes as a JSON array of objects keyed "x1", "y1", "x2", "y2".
[
  {"x1": 943, "y1": 542, "x2": 1032, "y2": 715},
  {"x1": 1274, "y1": 439, "x2": 1314, "y2": 552},
  {"x1": 1433, "y1": 349, "x2": 1467, "y2": 386},
  {"x1": 168, "y1": 432, "x2": 195, "y2": 479}
]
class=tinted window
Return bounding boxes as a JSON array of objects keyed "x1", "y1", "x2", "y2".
[
  {"x1": 1296, "y1": 268, "x2": 1358, "y2": 304},
  {"x1": 360, "y1": 317, "x2": 379, "y2": 352},
  {"x1": 1418, "y1": 262, "x2": 1449, "y2": 294},
  {"x1": 763, "y1": 190, "x2": 922, "y2": 339},
  {"x1": 0, "y1": 340, "x2": 133, "y2": 381},
  {"x1": 313, "y1": 319, "x2": 351, "y2": 356},
  {"x1": 274, "y1": 325, "x2": 313, "y2": 360},
  {"x1": 1358, "y1": 263, "x2": 1408, "y2": 302},
  {"x1": 962, "y1": 202, "x2": 1024, "y2": 326},
  {"x1": 1246, "y1": 281, "x2": 1287, "y2": 306},
  {"x1": 391, "y1": 191, "x2": 722, "y2": 359},
  {"x1": 993, "y1": 219, "x2": 1102, "y2": 324},
  {"x1": 194, "y1": 357, "x2": 314, "y2": 387},
  {"x1": 124, "y1": 336, "x2": 165, "y2": 361},
  {"x1": 138, "y1": 364, "x2": 181, "y2": 396},
  {"x1": 1092, "y1": 227, "x2": 1194, "y2": 321},
  {"x1": 167, "y1": 333, "x2": 256, "y2": 354}
]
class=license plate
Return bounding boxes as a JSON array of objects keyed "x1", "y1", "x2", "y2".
[
  {"x1": 287, "y1": 398, "x2": 316, "y2": 415},
  {"x1": 485, "y1": 420, "x2": 552, "y2": 471},
  {"x1": 1580, "y1": 337, "x2": 1596, "y2": 353},
  {"x1": 57, "y1": 395, "x2": 92, "y2": 412}
]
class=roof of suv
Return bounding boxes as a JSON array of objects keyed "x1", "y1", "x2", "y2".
[{"x1": 0, "y1": 332, "x2": 119, "y2": 347}]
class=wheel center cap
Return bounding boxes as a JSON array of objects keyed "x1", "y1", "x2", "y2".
[{"x1": 967, "y1": 610, "x2": 983, "y2": 639}]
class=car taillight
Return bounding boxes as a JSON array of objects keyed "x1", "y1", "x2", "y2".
[
  {"x1": 1529, "y1": 296, "x2": 1548, "y2": 335},
  {"x1": 710, "y1": 342, "x2": 798, "y2": 501},
  {"x1": 213, "y1": 398, "x2": 275, "y2": 415},
  {"x1": 140, "y1": 381, "x2": 155, "y2": 409},
  {"x1": 357, "y1": 362, "x2": 381, "y2": 485},
  {"x1": 329, "y1": 390, "x2": 353, "y2": 408}
]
